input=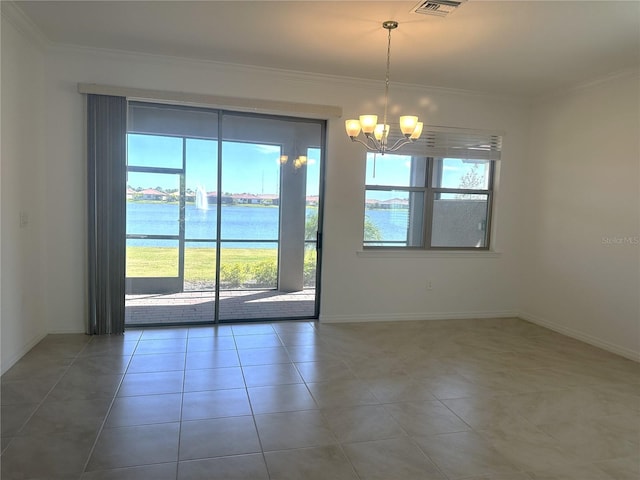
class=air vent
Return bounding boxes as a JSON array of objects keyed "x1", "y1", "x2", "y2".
[{"x1": 412, "y1": 0, "x2": 467, "y2": 17}]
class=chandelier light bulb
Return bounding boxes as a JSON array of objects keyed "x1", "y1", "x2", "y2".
[
  {"x1": 359, "y1": 115, "x2": 378, "y2": 134},
  {"x1": 399, "y1": 116, "x2": 419, "y2": 136},
  {"x1": 345, "y1": 119, "x2": 362, "y2": 137},
  {"x1": 374, "y1": 124, "x2": 390, "y2": 141}
]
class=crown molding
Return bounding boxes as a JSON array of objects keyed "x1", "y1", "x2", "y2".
[
  {"x1": 571, "y1": 67, "x2": 640, "y2": 94},
  {"x1": 47, "y1": 41, "x2": 528, "y2": 105},
  {"x1": 1, "y1": 1, "x2": 50, "y2": 50},
  {"x1": 533, "y1": 67, "x2": 640, "y2": 104}
]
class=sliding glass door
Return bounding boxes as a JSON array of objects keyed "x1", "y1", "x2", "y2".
[
  {"x1": 183, "y1": 137, "x2": 218, "y2": 292},
  {"x1": 124, "y1": 103, "x2": 324, "y2": 325}
]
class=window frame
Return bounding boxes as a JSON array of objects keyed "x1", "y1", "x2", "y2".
[{"x1": 363, "y1": 155, "x2": 496, "y2": 251}]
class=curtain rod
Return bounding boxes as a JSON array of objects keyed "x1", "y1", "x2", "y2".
[{"x1": 77, "y1": 83, "x2": 342, "y2": 119}]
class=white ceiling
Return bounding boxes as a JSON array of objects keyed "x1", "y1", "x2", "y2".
[{"x1": 13, "y1": 0, "x2": 640, "y2": 97}]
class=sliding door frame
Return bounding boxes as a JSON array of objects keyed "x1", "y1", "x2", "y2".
[{"x1": 125, "y1": 102, "x2": 326, "y2": 324}]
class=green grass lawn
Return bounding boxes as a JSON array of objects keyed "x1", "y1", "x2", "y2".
[{"x1": 126, "y1": 246, "x2": 277, "y2": 279}]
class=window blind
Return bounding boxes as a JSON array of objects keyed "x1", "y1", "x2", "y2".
[
  {"x1": 387, "y1": 126, "x2": 503, "y2": 160},
  {"x1": 128, "y1": 102, "x2": 218, "y2": 139},
  {"x1": 87, "y1": 94, "x2": 127, "y2": 335}
]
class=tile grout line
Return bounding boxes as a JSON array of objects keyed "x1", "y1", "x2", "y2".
[
  {"x1": 278, "y1": 326, "x2": 364, "y2": 480},
  {"x1": 2, "y1": 335, "x2": 93, "y2": 457},
  {"x1": 173, "y1": 327, "x2": 192, "y2": 480},
  {"x1": 79, "y1": 333, "x2": 139, "y2": 477},
  {"x1": 233, "y1": 327, "x2": 274, "y2": 479}
]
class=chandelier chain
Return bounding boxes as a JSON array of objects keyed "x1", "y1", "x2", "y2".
[{"x1": 383, "y1": 25, "x2": 392, "y2": 139}]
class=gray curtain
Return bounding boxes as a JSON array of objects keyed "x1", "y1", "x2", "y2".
[{"x1": 87, "y1": 94, "x2": 127, "y2": 334}]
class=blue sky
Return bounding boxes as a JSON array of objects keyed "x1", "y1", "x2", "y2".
[
  {"x1": 127, "y1": 134, "x2": 320, "y2": 195},
  {"x1": 365, "y1": 153, "x2": 489, "y2": 201}
]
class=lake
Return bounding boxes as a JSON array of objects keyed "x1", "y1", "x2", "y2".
[{"x1": 126, "y1": 202, "x2": 407, "y2": 248}]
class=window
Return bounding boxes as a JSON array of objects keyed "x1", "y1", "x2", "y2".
[{"x1": 363, "y1": 127, "x2": 501, "y2": 250}]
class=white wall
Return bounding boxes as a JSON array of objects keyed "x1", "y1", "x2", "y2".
[
  {"x1": 41, "y1": 46, "x2": 527, "y2": 333},
  {"x1": 521, "y1": 70, "x2": 640, "y2": 360},
  {"x1": 0, "y1": 12, "x2": 48, "y2": 372}
]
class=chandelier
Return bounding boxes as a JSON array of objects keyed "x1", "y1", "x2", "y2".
[
  {"x1": 345, "y1": 21, "x2": 423, "y2": 155},
  {"x1": 279, "y1": 154, "x2": 307, "y2": 169}
]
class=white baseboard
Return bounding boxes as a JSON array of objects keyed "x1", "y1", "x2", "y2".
[
  {"x1": 319, "y1": 310, "x2": 519, "y2": 324},
  {"x1": 318, "y1": 310, "x2": 640, "y2": 363},
  {"x1": 0, "y1": 331, "x2": 48, "y2": 375},
  {"x1": 519, "y1": 311, "x2": 640, "y2": 363}
]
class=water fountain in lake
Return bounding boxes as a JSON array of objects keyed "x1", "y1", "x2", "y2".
[{"x1": 195, "y1": 185, "x2": 208, "y2": 210}]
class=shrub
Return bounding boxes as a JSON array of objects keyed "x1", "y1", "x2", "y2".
[
  {"x1": 252, "y1": 261, "x2": 278, "y2": 287},
  {"x1": 303, "y1": 253, "x2": 316, "y2": 287},
  {"x1": 219, "y1": 263, "x2": 248, "y2": 288}
]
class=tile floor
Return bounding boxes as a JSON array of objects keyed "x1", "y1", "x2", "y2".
[{"x1": 1, "y1": 317, "x2": 638, "y2": 479}]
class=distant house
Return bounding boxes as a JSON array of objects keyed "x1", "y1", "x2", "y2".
[
  {"x1": 126, "y1": 188, "x2": 137, "y2": 200},
  {"x1": 257, "y1": 194, "x2": 279, "y2": 206},
  {"x1": 139, "y1": 188, "x2": 167, "y2": 201},
  {"x1": 306, "y1": 195, "x2": 319, "y2": 206},
  {"x1": 365, "y1": 198, "x2": 381, "y2": 209},
  {"x1": 230, "y1": 193, "x2": 261, "y2": 205},
  {"x1": 206, "y1": 192, "x2": 232, "y2": 205},
  {"x1": 379, "y1": 198, "x2": 409, "y2": 209}
]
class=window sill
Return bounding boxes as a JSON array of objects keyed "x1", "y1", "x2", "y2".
[{"x1": 356, "y1": 249, "x2": 502, "y2": 259}]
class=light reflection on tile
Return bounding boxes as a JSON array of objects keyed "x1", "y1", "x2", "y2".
[
  {"x1": 248, "y1": 384, "x2": 318, "y2": 414},
  {"x1": 187, "y1": 335, "x2": 236, "y2": 352},
  {"x1": 234, "y1": 333, "x2": 282, "y2": 349},
  {"x1": 242, "y1": 363, "x2": 303, "y2": 387},
  {"x1": 182, "y1": 388, "x2": 252, "y2": 420},
  {"x1": 134, "y1": 338, "x2": 187, "y2": 355},
  {"x1": 307, "y1": 379, "x2": 378, "y2": 408},
  {"x1": 237, "y1": 346, "x2": 291, "y2": 366},
  {"x1": 185, "y1": 350, "x2": 240, "y2": 369},
  {"x1": 183, "y1": 366, "x2": 245, "y2": 392},
  {"x1": 295, "y1": 360, "x2": 357, "y2": 383},
  {"x1": 127, "y1": 353, "x2": 185, "y2": 373},
  {"x1": 117, "y1": 371, "x2": 184, "y2": 397}
]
